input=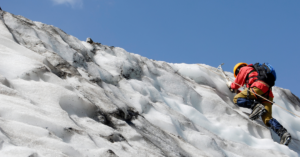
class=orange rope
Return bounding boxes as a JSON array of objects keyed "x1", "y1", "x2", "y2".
[{"x1": 250, "y1": 88, "x2": 258, "y2": 100}]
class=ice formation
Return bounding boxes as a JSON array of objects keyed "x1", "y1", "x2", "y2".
[{"x1": 0, "y1": 10, "x2": 299, "y2": 157}]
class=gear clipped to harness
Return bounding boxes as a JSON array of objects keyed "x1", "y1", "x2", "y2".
[{"x1": 250, "y1": 63, "x2": 276, "y2": 87}]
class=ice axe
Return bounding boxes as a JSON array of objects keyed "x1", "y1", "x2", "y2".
[
  {"x1": 217, "y1": 63, "x2": 235, "y2": 92},
  {"x1": 217, "y1": 63, "x2": 231, "y2": 82}
]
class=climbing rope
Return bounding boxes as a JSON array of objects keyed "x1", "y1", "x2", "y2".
[{"x1": 197, "y1": 64, "x2": 300, "y2": 118}]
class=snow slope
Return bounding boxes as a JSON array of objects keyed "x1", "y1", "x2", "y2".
[{"x1": 0, "y1": 10, "x2": 299, "y2": 157}]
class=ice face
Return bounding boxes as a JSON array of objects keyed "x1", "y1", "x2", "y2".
[{"x1": 0, "y1": 10, "x2": 299, "y2": 157}]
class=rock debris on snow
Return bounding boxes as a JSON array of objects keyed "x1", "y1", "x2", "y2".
[{"x1": 86, "y1": 37, "x2": 93, "y2": 44}]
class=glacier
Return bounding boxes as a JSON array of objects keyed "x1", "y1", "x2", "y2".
[{"x1": 0, "y1": 10, "x2": 299, "y2": 157}]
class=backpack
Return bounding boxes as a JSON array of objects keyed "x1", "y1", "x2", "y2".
[{"x1": 249, "y1": 63, "x2": 276, "y2": 87}]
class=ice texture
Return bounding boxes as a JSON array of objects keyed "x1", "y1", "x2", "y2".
[{"x1": 0, "y1": 10, "x2": 299, "y2": 157}]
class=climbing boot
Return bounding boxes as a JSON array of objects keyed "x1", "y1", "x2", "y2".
[
  {"x1": 269, "y1": 118, "x2": 292, "y2": 146},
  {"x1": 279, "y1": 129, "x2": 292, "y2": 146},
  {"x1": 249, "y1": 103, "x2": 266, "y2": 120}
]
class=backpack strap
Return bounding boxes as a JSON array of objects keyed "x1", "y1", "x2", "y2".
[{"x1": 245, "y1": 70, "x2": 256, "y2": 84}]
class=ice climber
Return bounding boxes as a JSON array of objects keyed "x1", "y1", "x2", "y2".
[{"x1": 226, "y1": 62, "x2": 292, "y2": 146}]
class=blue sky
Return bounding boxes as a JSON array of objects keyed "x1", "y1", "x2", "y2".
[{"x1": 2, "y1": 0, "x2": 300, "y2": 97}]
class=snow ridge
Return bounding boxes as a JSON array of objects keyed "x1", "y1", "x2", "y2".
[{"x1": 0, "y1": 10, "x2": 299, "y2": 157}]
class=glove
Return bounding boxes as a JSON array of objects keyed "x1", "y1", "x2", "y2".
[
  {"x1": 226, "y1": 81, "x2": 232, "y2": 88},
  {"x1": 226, "y1": 81, "x2": 236, "y2": 93}
]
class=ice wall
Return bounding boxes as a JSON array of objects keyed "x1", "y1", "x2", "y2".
[{"x1": 0, "y1": 10, "x2": 299, "y2": 157}]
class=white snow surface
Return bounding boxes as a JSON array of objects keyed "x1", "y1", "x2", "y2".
[{"x1": 0, "y1": 10, "x2": 299, "y2": 157}]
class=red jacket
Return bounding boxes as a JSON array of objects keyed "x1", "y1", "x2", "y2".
[{"x1": 231, "y1": 64, "x2": 274, "y2": 98}]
